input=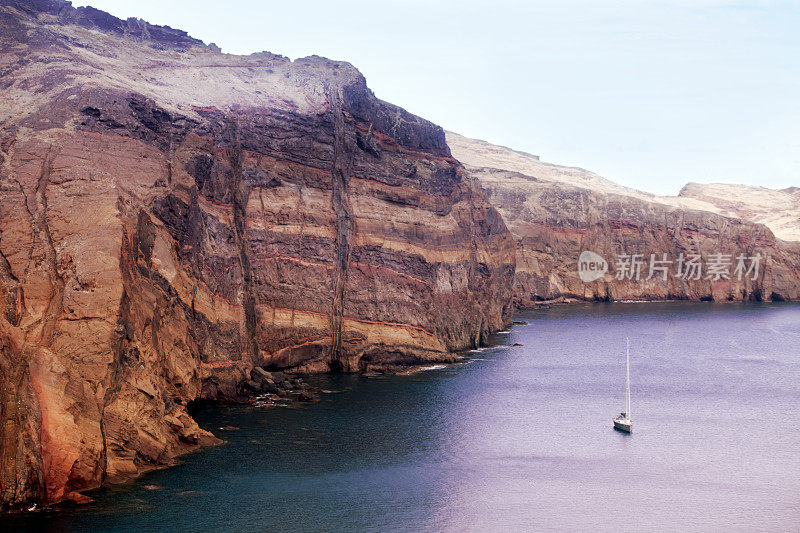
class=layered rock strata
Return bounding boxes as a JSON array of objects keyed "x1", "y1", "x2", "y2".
[
  {"x1": 446, "y1": 132, "x2": 800, "y2": 306},
  {"x1": 678, "y1": 183, "x2": 800, "y2": 243},
  {"x1": 0, "y1": 1, "x2": 514, "y2": 509}
]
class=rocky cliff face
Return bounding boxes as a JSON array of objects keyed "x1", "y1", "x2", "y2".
[
  {"x1": 679, "y1": 183, "x2": 800, "y2": 243},
  {"x1": 0, "y1": 1, "x2": 515, "y2": 509},
  {"x1": 446, "y1": 132, "x2": 800, "y2": 306}
]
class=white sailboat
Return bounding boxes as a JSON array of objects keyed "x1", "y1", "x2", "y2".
[{"x1": 613, "y1": 337, "x2": 633, "y2": 433}]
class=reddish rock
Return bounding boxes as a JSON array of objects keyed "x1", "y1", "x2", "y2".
[
  {"x1": 64, "y1": 491, "x2": 93, "y2": 505},
  {"x1": 296, "y1": 391, "x2": 318, "y2": 403},
  {"x1": 446, "y1": 132, "x2": 800, "y2": 305},
  {"x1": 0, "y1": 1, "x2": 514, "y2": 509}
]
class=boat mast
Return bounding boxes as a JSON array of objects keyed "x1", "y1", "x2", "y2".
[{"x1": 625, "y1": 337, "x2": 631, "y2": 418}]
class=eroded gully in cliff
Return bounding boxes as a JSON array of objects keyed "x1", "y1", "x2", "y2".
[
  {"x1": 0, "y1": 146, "x2": 65, "y2": 507},
  {"x1": 226, "y1": 118, "x2": 259, "y2": 363},
  {"x1": 327, "y1": 87, "x2": 355, "y2": 372}
]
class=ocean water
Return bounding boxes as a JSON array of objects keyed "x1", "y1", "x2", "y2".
[{"x1": 6, "y1": 302, "x2": 800, "y2": 532}]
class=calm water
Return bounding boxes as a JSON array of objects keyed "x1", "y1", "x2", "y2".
[{"x1": 6, "y1": 302, "x2": 800, "y2": 532}]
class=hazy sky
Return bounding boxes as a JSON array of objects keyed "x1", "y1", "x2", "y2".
[{"x1": 74, "y1": 0, "x2": 799, "y2": 195}]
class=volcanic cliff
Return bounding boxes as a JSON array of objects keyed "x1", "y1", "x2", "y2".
[
  {"x1": 0, "y1": 1, "x2": 515, "y2": 508},
  {"x1": 3, "y1": 0, "x2": 798, "y2": 513},
  {"x1": 678, "y1": 182, "x2": 800, "y2": 243},
  {"x1": 446, "y1": 132, "x2": 800, "y2": 306}
]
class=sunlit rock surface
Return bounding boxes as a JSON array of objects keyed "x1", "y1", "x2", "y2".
[
  {"x1": 0, "y1": 0, "x2": 514, "y2": 508},
  {"x1": 446, "y1": 132, "x2": 800, "y2": 306}
]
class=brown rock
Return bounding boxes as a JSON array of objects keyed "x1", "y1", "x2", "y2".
[
  {"x1": 163, "y1": 415, "x2": 184, "y2": 430},
  {"x1": 296, "y1": 392, "x2": 318, "y2": 402},
  {"x1": 0, "y1": 1, "x2": 514, "y2": 510},
  {"x1": 64, "y1": 492, "x2": 94, "y2": 505},
  {"x1": 177, "y1": 428, "x2": 200, "y2": 445},
  {"x1": 251, "y1": 367, "x2": 272, "y2": 381},
  {"x1": 447, "y1": 132, "x2": 800, "y2": 305}
]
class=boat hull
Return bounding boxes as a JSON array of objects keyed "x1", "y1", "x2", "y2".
[{"x1": 613, "y1": 419, "x2": 632, "y2": 433}]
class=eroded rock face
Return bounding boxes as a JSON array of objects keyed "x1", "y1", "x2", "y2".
[
  {"x1": 446, "y1": 132, "x2": 800, "y2": 306},
  {"x1": 0, "y1": 1, "x2": 514, "y2": 509},
  {"x1": 679, "y1": 183, "x2": 800, "y2": 243}
]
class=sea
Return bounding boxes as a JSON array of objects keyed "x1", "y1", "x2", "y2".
[{"x1": 6, "y1": 302, "x2": 800, "y2": 532}]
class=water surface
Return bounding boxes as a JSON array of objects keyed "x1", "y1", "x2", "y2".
[{"x1": 7, "y1": 302, "x2": 800, "y2": 531}]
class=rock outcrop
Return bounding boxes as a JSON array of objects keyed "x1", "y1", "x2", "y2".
[
  {"x1": 446, "y1": 132, "x2": 800, "y2": 306},
  {"x1": 0, "y1": 1, "x2": 514, "y2": 509},
  {"x1": 678, "y1": 183, "x2": 800, "y2": 243}
]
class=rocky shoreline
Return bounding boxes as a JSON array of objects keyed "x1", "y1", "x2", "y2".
[
  {"x1": 447, "y1": 132, "x2": 800, "y2": 306},
  {"x1": 0, "y1": 0, "x2": 514, "y2": 510},
  {"x1": 1, "y1": 0, "x2": 798, "y2": 512}
]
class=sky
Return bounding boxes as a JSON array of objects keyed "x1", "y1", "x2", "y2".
[{"x1": 73, "y1": 0, "x2": 800, "y2": 196}]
